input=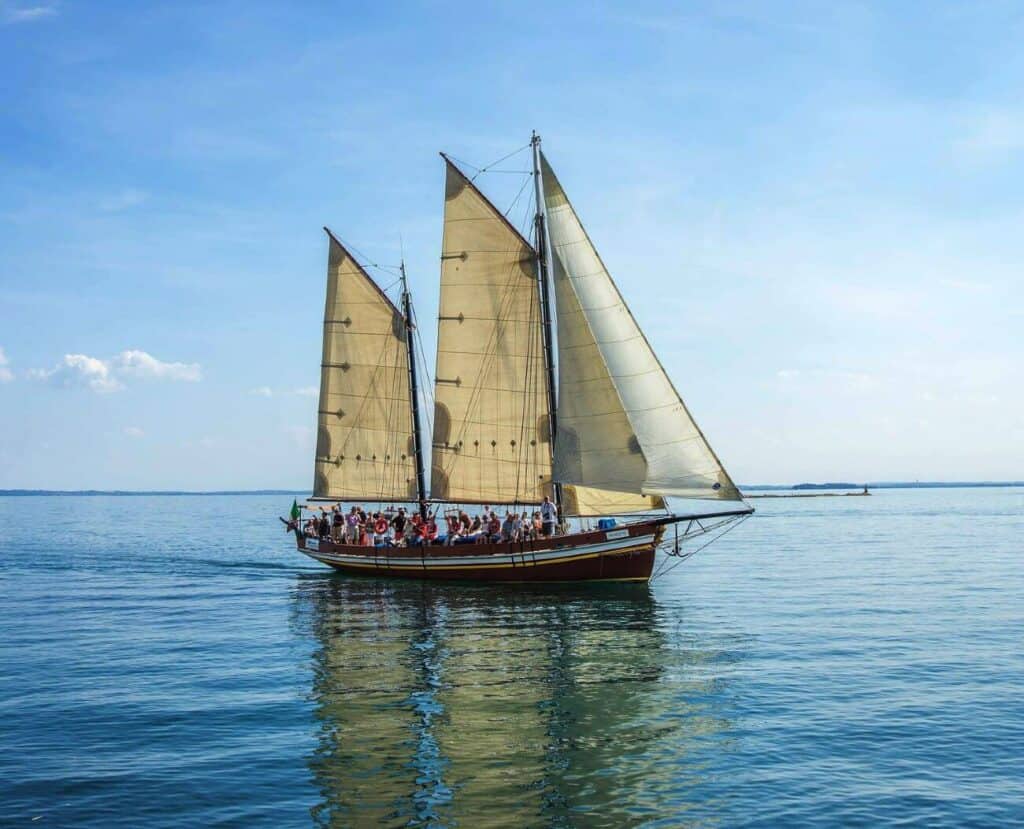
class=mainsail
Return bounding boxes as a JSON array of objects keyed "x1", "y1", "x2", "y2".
[
  {"x1": 430, "y1": 159, "x2": 552, "y2": 504},
  {"x1": 313, "y1": 231, "x2": 419, "y2": 501},
  {"x1": 540, "y1": 154, "x2": 741, "y2": 501}
]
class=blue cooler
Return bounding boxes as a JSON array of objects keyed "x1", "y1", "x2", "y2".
[{"x1": 597, "y1": 518, "x2": 617, "y2": 531}]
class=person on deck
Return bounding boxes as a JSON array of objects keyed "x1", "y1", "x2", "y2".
[
  {"x1": 331, "y1": 508, "x2": 343, "y2": 542},
  {"x1": 540, "y1": 496, "x2": 557, "y2": 537},
  {"x1": 518, "y1": 512, "x2": 531, "y2": 541},
  {"x1": 487, "y1": 513, "x2": 502, "y2": 543},
  {"x1": 345, "y1": 507, "x2": 360, "y2": 545},
  {"x1": 390, "y1": 508, "x2": 407, "y2": 542},
  {"x1": 318, "y1": 513, "x2": 330, "y2": 540},
  {"x1": 373, "y1": 513, "x2": 389, "y2": 546},
  {"x1": 402, "y1": 515, "x2": 417, "y2": 546},
  {"x1": 425, "y1": 513, "x2": 439, "y2": 543},
  {"x1": 408, "y1": 513, "x2": 424, "y2": 546},
  {"x1": 532, "y1": 511, "x2": 543, "y2": 539},
  {"x1": 501, "y1": 512, "x2": 516, "y2": 542},
  {"x1": 444, "y1": 513, "x2": 462, "y2": 546},
  {"x1": 445, "y1": 513, "x2": 460, "y2": 541}
]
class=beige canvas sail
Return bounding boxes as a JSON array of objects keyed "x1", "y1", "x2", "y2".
[
  {"x1": 313, "y1": 232, "x2": 418, "y2": 501},
  {"x1": 431, "y1": 159, "x2": 553, "y2": 504},
  {"x1": 562, "y1": 485, "x2": 664, "y2": 517},
  {"x1": 541, "y1": 154, "x2": 741, "y2": 501}
]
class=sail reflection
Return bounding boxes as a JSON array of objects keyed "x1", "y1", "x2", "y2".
[{"x1": 292, "y1": 576, "x2": 737, "y2": 826}]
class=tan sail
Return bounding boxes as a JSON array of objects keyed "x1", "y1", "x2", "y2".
[
  {"x1": 313, "y1": 231, "x2": 418, "y2": 501},
  {"x1": 541, "y1": 154, "x2": 741, "y2": 501},
  {"x1": 563, "y1": 485, "x2": 664, "y2": 517},
  {"x1": 431, "y1": 159, "x2": 552, "y2": 504}
]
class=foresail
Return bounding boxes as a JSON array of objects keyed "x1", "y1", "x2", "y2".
[
  {"x1": 313, "y1": 232, "x2": 418, "y2": 501},
  {"x1": 563, "y1": 485, "x2": 664, "y2": 517},
  {"x1": 431, "y1": 159, "x2": 553, "y2": 504},
  {"x1": 541, "y1": 154, "x2": 741, "y2": 501}
]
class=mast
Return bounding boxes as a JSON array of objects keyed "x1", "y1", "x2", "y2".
[
  {"x1": 400, "y1": 261, "x2": 428, "y2": 518},
  {"x1": 531, "y1": 131, "x2": 562, "y2": 512}
]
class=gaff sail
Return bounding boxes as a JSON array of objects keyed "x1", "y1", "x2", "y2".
[
  {"x1": 541, "y1": 154, "x2": 742, "y2": 502},
  {"x1": 313, "y1": 231, "x2": 419, "y2": 501},
  {"x1": 430, "y1": 159, "x2": 553, "y2": 504}
]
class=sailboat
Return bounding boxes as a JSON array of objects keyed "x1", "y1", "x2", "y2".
[{"x1": 290, "y1": 133, "x2": 752, "y2": 582}]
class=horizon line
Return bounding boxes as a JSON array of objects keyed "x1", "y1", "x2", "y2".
[{"x1": 1, "y1": 481, "x2": 1022, "y2": 497}]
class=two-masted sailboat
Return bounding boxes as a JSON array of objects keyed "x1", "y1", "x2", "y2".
[{"x1": 288, "y1": 134, "x2": 752, "y2": 582}]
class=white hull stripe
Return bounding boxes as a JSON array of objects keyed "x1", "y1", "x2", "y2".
[{"x1": 303, "y1": 533, "x2": 657, "y2": 570}]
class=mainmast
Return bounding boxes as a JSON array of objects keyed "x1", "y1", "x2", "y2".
[
  {"x1": 400, "y1": 261, "x2": 428, "y2": 518},
  {"x1": 531, "y1": 131, "x2": 562, "y2": 512}
]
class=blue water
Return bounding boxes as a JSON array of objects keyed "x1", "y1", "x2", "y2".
[{"x1": 1, "y1": 488, "x2": 1022, "y2": 827}]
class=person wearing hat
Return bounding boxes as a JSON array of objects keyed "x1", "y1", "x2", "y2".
[{"x1": 390, "y1": 507, "x2": 407, "y2": 542}]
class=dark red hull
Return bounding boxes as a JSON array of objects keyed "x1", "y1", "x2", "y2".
[{"x1": 297, "y1": 520, "x2": 664, "y2": 583}]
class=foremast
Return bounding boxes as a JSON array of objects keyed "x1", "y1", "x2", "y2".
[
  {"x1": 530, "y1": 131, "x2": 563, "y2": 514},
  {"x1": 400, "y1": 261, "x2": 428, "y2": 518}
]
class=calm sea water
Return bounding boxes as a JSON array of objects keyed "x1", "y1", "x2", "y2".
[{"x1": 1, "y1": 488, "x2": 1021, "y2": 827}]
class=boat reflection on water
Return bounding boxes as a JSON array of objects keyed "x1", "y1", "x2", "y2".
[{"x1": 291, "y1": 575, "x2": 739, "y2": 826}]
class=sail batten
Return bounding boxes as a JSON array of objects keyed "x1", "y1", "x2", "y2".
[
  {"x1": 541, "y1": 153, "x2": 742, "y2": 503},
  {"x1": 313, "y1": 231, "x2": 419, "y2": 502},
  {"x1": 430, "y1": 158, "x2": 553, "y2": 504}
]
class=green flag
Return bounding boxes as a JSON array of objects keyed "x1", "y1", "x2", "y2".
[{"x1": 290, "y1": 499, "x2": 300, "y2": 521}]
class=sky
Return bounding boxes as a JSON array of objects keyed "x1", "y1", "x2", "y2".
[{"x1": 1, "y1": 0, "x2": 1022, "y2": 490}]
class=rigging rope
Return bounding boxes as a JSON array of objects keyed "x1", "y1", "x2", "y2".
[
  {"x1": 468, "y1": 143, "x2": 531, "y2": 182},
  {"x1": 650, "y1": 514, "x2": 751, "y2": 582}
]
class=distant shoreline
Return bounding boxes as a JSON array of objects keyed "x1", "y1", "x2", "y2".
[
  {"x1": 0, "y1": 482, "x2": 1021, "y2": 496},
  {"x1": 0, "y1": 489, "x2": 308, "y2": 497}
]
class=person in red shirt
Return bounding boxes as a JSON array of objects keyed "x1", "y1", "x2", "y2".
[
  {"x1": 373, "y1": 513, "x2": 389, "y2": 545},
  {"x1": 412, "y1": 515, "x2": 428, "y2": 546}
]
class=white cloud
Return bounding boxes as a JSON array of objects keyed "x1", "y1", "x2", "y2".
[
  {"x1": 1, "y1": 4, "x2": 57, "y2": 24},
  {"x1": 247, "y1": 385, "x2": 316, "y2": 397},
  {"x1": 114, "y1": 350, "x2": 201, "y2": 382},
  {"x1": 0, "y1": 347, "x2": 12, "y2": 383},
  {"x1": 31, "y1": 354, "x2": 124, "y2": 392},
  {"x1": 124, "y1": 426, "x2": 144, "y2": 438},
  {"x1": 30, "y1": 349, "x2": 201, "y2": 392},
  {"x1": 954, "y1": 111, "x2": 1024, "y2": 163}
]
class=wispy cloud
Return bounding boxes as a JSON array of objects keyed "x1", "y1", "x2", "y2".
[
  {"x1": 954, "y1": 110, "x2": 1024, "y2": 164},
  {"x1": 1, "y1": 3, "x2": 58, "y2": 24},
  {"x1": 0, "y1": 347, "x2": 12, "y2": 383},
  {"x1": 30, "y1": 354, "x2": 123, "y2": 392},
  {"x1": 115, "y1": 350, "x2": 201, "y2": 382},
  {"x1": 30, "y1": 350, "x2": 201, "y2": 392},
  {"x1": 249, "y1": 385, "x2": 317, "y2": 397},
  {"x1": 98, "y1": 188, "x2": 149, "y2": 212}
]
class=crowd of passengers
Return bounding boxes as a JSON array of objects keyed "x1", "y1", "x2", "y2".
[{"x1": 302, "y1": 496, "x2": 561, "y2": 547}]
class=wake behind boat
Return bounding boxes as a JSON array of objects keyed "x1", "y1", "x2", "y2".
[{"x1": 285, "y1": 133, "x2": 753, "y2": 582}]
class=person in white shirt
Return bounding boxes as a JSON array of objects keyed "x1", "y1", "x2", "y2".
[{"x1": 540, "y1": 496, "x2": 557, "y2": 537}]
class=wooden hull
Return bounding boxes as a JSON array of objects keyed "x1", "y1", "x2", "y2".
[{"x1": 296, "y1": 521, "x2": 664, "y2": 583}]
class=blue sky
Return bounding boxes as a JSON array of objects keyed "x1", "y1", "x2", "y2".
[{"x1": 1, "y1": 0, "x2": 1021, "y2": 489}]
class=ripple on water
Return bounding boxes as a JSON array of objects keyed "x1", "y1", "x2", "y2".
[{"x1": 1, "y1": 489, "x2": 1023, "y2": 826}]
